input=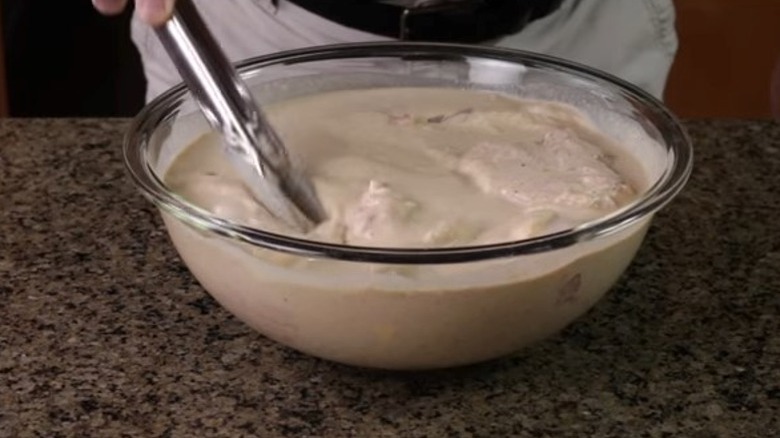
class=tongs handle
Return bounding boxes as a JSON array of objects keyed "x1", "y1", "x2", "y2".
[{"x1": 154, "y1": 0, "x2": 325, "y2": 230}]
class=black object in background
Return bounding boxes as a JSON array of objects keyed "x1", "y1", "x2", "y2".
[{"x1": 2, "y1": 0, "x2": 146, "y2": 117}]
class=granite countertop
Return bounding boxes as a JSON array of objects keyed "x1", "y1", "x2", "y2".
[{"x1": 0, "y1": 119, "x2": 778, "y2": 437}]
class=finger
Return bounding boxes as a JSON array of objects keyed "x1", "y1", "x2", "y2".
[
  {"x1": 92, "y1": 0, "x2": 128, "y2": 15},
  {"x1": 136, "y1": 0, "x2": 175, "y2": 26}
]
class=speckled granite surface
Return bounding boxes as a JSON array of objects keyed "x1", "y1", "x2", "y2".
[{"x1": 0, "y1": 119, "x2": 778, "y2": 437}]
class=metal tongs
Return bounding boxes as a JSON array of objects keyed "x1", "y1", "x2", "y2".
[{"x1": 155, "y1": 0, "x2": 325, "y2": 231}]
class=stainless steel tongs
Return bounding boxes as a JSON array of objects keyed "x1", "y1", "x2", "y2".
[{"x1": 154, "y1": 0, "x2": 325, "y2": 231}]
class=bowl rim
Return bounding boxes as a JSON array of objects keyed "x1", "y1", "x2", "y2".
[{"x1": 124, "y1": 41, "x2": 693, "y2": 264}]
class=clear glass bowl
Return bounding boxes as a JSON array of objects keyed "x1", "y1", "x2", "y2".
[{"x1": 124, "y1": 43, "x2": 692, "y2": 370}]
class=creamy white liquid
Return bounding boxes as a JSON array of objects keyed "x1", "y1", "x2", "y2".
[
  {"x1": 160, "y1": 87, "x2": 653, "y2": 369},
  {"x1": 166, "y1": 88, "x2": 645, "y2": 248}
]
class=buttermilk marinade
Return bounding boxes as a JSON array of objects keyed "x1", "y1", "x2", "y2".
[{"x1": 165, "y1": 87, "x2": 644, "y2": 247}]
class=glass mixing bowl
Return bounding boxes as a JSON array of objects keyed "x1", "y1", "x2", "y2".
[{"x1": 124, "y1": 43, "x2": 692, "y2": 370}]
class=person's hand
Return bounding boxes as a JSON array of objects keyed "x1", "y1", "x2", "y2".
[{"x1": 92, "y1": 0, "x2": 174, "y2": 26}]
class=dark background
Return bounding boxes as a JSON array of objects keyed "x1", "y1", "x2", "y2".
[{"x1": 2, "y1": 0, "x2": 146, "y2": 117}]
